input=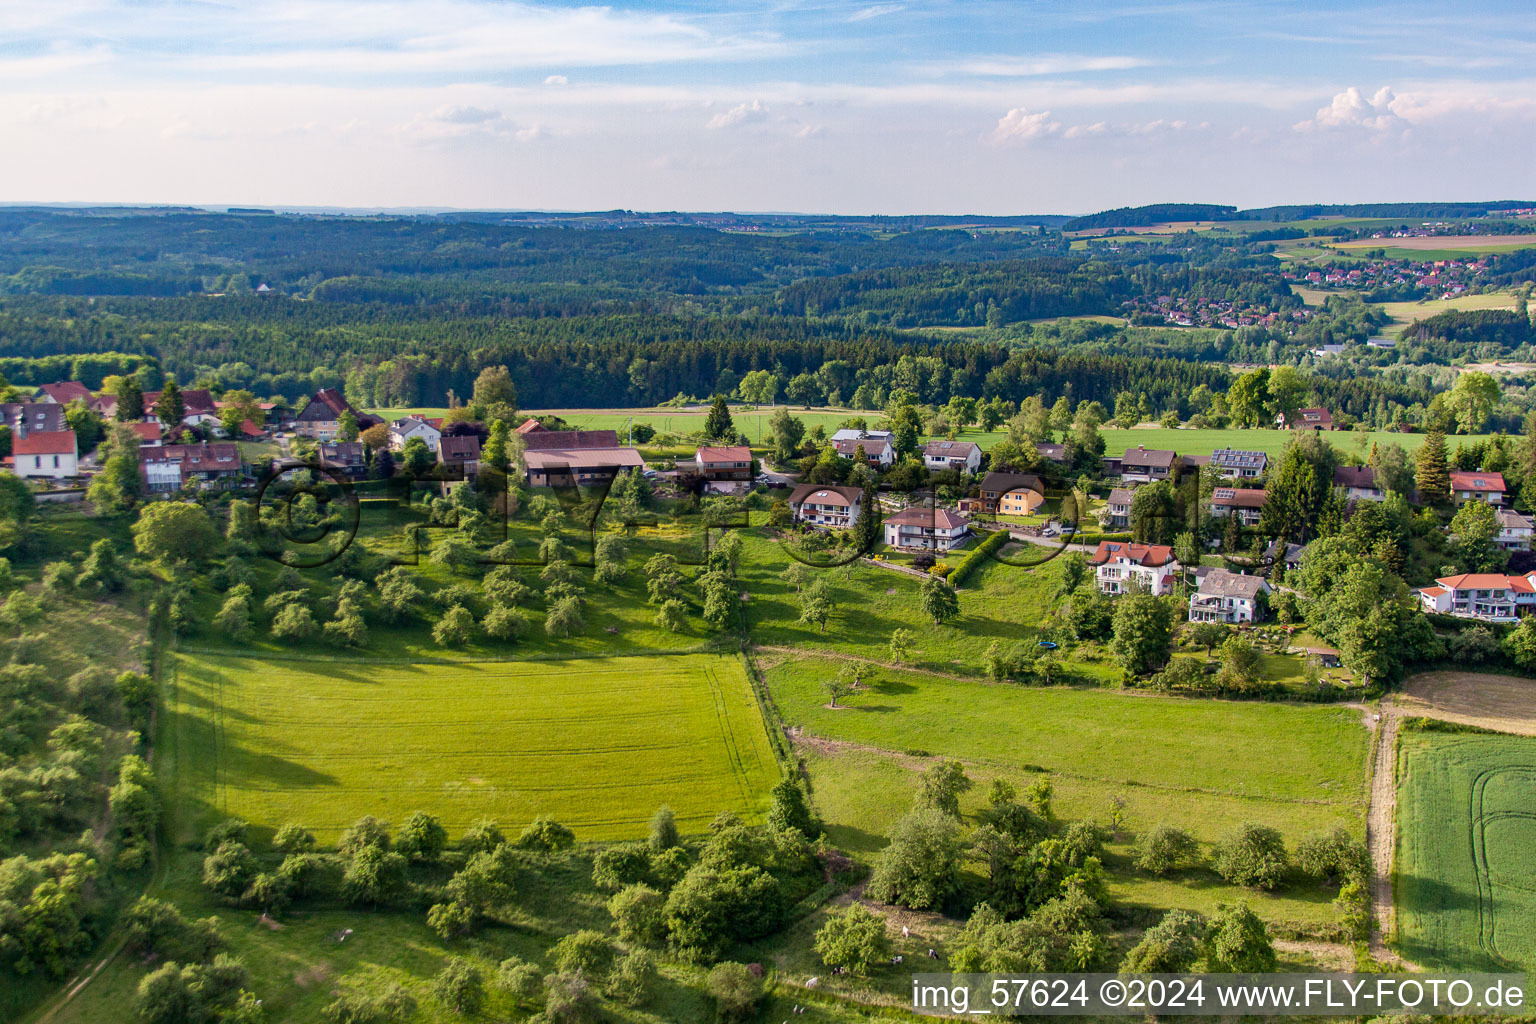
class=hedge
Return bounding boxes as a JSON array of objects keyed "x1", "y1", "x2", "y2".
[{"x1": 948, "y1": 529, "x2": 1009, "y2": 588}]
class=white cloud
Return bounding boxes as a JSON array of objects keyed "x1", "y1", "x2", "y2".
[
  {"x1": 847, "y1": 3, "x2": 904, "y2": 22},
  {"x1": 544, "y1": 75, "x2": 568, "y2": 86},
  {"x1": 397, "y1": 103, "x2": 548, "y2": 142},
  {"x1": 1296, "y1": 85, "x2": 1401, "y2": 131},
  {"x1": 706, "y1": 98, "x2": 769, "y2": 130},
  {"x1": 940, "y1": 55, "x2": 1157, "y2": 77},
  {"x1": 991, "y1": 107, "x2": 1060, "y2": 143}
]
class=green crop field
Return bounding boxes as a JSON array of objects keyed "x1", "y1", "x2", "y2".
[
  {"x1": 1397, "y1": 729, "x2": 1536, "y2": 970},
  {"x1": 169, "y1": 651, "x2": 780, "y2": 844},
  {"x1": 1377, "y1": 292, "x2": 1522, "y2": 336}
]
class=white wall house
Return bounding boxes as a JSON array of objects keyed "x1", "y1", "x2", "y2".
[
  {"x1": 1090, "y1": 541, "x2": 1179, "y2": 596},
  {"x1": 11, "y1": 430, "x2": 78, "y2": 480},
  {"x1": 1417, "y1": 573, "x2": 1536, "y2": 623},
  {"x1": 1497, "y1": 510, "x2": 1535, "y2": 551},
  {"x1": 390, "y1": 416, "x2": 443, "y2": 453},
  {"x1": 883, "y1": 507, "x2": 971, "y2": 551},
  {"x1": 788, "y1": 484, "x2": 863, "y2": 529},
  {"x1": 1188, "y1": 569, "x2": 1271, "y2": 624},
  {"x1": 922, "y1": 440, "x2": 981, "y2": 474}
]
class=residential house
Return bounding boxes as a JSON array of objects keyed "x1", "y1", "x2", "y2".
[
  {"x1": 1497, "y1": 509, "x2": 1534, "y2": 551},
  {"x1": 788, "y1": 483, "x2": 863, "y2": 529},
  {"x1": 1207, "y1": 448, "x2": 1267, "y2": 479},
  {"x1": 830, "y1": 428, "x2": 893, "y2": 444},
  {"x1": 142, "y1": 388, "x2": 220, "y2": 429},
  {"x1": 1120, "y1": 446, "x2": 1178, "y2": 484},
  {"x1": 1105, "y1": 487, "x2": 1137, "y2": 529},
  {"x1": 832, "y1": 436, "x2": 895, "y2": 468},
  {"x1": 1187, "y1": 568, "x2": 1271, "y2": 624},
  {"x1": 1211, "y1": 488, "x2": 1267, "y2": 527},
  {"x1": 34, "y1": 381, "x2": 93, "y2": 406},
  {"x1": 1265, "y1": 539, "x2": 1305, "y2": 573},
  {"x1": 128, "y1": 422, "x2": 163, "y2": 447},
  {"x1": 11, "y1": 430, "x2": 78, "y2": 480},
  {"x1": 389, "y1": 416, "x2": 443, "y2": 453},
  {"x1": 1036, "y1": 442, "x2": 1067, "y2": 464},
  {"x1": 139, "y1": 442, "x2": 244, "y2": 492},
  {"x1": 1090, "y1": 541, "x2": 1179, "y2": 596},
  {"x1": 293, "y1": 388, "x2": 381, "y2": 440},
  {"x1": 1279, "y1": 407, "x2": 1335, "y2": 430},
  {"x1": 438, "y1": 435, "x2": 483, "y2": 479},
  {"x1": 318, "y1": 442, "x2": 369, "y2": 480},
  {"x1": 883, "y1": 507, "x2": 971, "y2": 552},
  {"x1": 1333, "y1": 465, "x2": 1384, "y2": 502},
  {"x1": 1416, "y1": 572, "x2": 1536, "y2": 622},
  {"x1": 976, "y1": 471, "x2": 1045, "y2": 514},
  {"x1": 922, "y1": 440, "x2": 981, "y2": 474},
  {"x1": 1449, "y1": 471, "x2": 1506, "y2": 505},
  {"x1": 0, "y1": 402, "x2": 66, "y2": 439},
  {"x1": 518, "y1": 423, "x2": 646, "y2": 486},
  {"x1": 694, "y1": 445, "x2": 754, "y2": 482}
]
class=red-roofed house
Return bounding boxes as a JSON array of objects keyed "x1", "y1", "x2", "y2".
[
  {"x1": 12, "y1": 430, "x2": 78, "y2": 480},
  {"x1": 694, "y1": 445, "x2": 753, "y2": 482},
  {"x1": 1416, "y1": 571, "x2": 1536, "y2": 622},
  {"x1": 139, "y1": 443, "x2": 244, "y2": 492},
  {"x1": 883, "y1": 506, "x2": 971, "y2": 552},
  {"x1": 1210, "y1": 488, "x2": 1267, "y2": 527},
  {"x1": 34, "y1": 381, "x2": 92, "y2": 406},
  {"x1": 129, "y1": 422, "x2": 163, "y2": 446},
  {"x1": 1090, "y1": 540, "x2": 1179, "y2": 596},
  {"x1": 1449, "y1": 471, "x2": 1506, "y2": 505},
  {"x1": 1279, "y1": 407, "x2": 1335, "y2": 430},
  {"x1": 293, "y1": 388, "x2": 380, "y2": 440}
]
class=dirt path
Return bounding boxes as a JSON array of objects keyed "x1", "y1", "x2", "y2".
[{"x1": 1365, "y1": 707, "x2": 1409, "y2": 967}]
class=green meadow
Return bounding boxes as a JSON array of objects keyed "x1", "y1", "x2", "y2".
[{"x1": 169, "y1": 651, "x2": 780, "y2": 844}]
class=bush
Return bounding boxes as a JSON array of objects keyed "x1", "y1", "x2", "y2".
[
  {"x1": 813, "y1": 903, "x2": 892, "y2": 975},
  {"x1": 592, "y1": 843, "x2": 652, "y2": 890},
  {"x1": 1295, "y1": 827, "x2": 1368, "y2": 884},
  {"x1": 1211, "y1": 822, "x2": 1289, "y2": 889},
  {"x1": 551, "y1": 929, "x2": 615, "y2": 980},
  {"x1": 608, "y1": 884, "x2": 667, "y2": 945},
  {"x1": 707, "y1": 962, "x2": 764, "y2": 1024},
  {"x1": 1131, "y1": 824, "x2": 1200, "y2": 875},
  {"x1": 606, "y1": 949, "x2": 659, "y2": 1007},
  {"x1": 518, "y1": 817, "x2": 576, "y2": 851}
]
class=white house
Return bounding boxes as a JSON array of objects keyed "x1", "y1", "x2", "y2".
[
  {"x1": 788, "y1": 483, "x2": 863, "y2": 529},
  {"x1": 1090, "y1": 541, "x2": 1179, "y2": 596},
  {"x1": 1207, "y1": 448, "x2": 1267, "y2": 479},
  {"x1": 830, "y1": 428, "x2": 893, "y2": 444},
  {"x1": 883, "y1": 506, "x2": 971, "y2": 551},
  {"x1": 1333, "y1": 465, "x2": 1384, "y2": 502},
  {"x1": 1449, "y1": 471, "x2": 1506, "y2": 505},
  {"x1": 10, "y1": 430, "x2": 78, "y2": 480},
  {"x1": 1497, "y1": 509, "x2": 1534, "y2": 552},
  {"x1": 1104, "y1": 487, "x2": 1136, "y2": 530},
  {"x1": 1210, "y1": 488, "x2": 1267, "y2": 527},
  {"x1": 1120, "y1": 446, "x2": 1177, "y2": 484},
  {"x1": 1188, "y1": 569, "x2": 1271, "y2": 624},
  {"x1": 389, "y1": 416, "x2": 442, "y2": 453},
  {"x1": 922, "y1": 440, "x2": 981, "y2": 474},
  {"x1": 1416, "y1": 572, "x2": 1536, "y2": 622},
  {"x1": 832, "y1": 436, "x2": 895, "y2": 468}
]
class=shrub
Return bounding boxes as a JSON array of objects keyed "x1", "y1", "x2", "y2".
[
  {"x1": 1295, "y1": 826, "x2": 1368, "y2": 884},
  {"x1": 608, "y1": 883, "x2": 667, "y2": 945},
  {"x1": 518, "y1": 817, "x2": 576, "y2": 851},
  {"x1": 707, "y1": 962, "x2": 764, "y2": 1024},
  {"x1": 813, "y1": 903, "x2": 892, "y2": 975},
  {"x1": 551, "y1": 929, "x2": 615, "y2": 980},
  {"x1": 592, "y1": 843, "x2": 652, "y2": 890},
  {"x1": 1131, "y1": 824, "x2": 1200, "y2": 875},
  {"x1": 1211, "y1": 822, "x2": 1289, "y2": 889}
]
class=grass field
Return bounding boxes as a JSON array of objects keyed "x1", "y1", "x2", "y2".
[
  {"x1": 765, "y1": 654, "x2": 1366, "y2": 937},
  {"x1": 368, "y1": 404, "x2": 860, "y2": 444},
  {"x1": 169, "y1": 651, "x2": 780, "y2": 845},
  {"x1": 1396, "y1": 729, "x2": 1536, "y2": 970},
  {"x1": 1377, "y1": 292, "x2": 1522, "y2": 337},
  {"x1": 1333, "y1": 235, "x2": 1536, "y2": 254}
]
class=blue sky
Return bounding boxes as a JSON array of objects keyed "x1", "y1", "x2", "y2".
[{"x1": 3, "y1": 0, "x2": 1534, "y2": 213}]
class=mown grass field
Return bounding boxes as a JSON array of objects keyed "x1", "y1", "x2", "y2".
[
  {"x1": 1376, "y1": 291, "x2": 1522, "y2": 336},
  {"x1": 1396, "y1": 729, "x2": 1536, "y2": 970},
  {"x1": 369, "y1": 404, "x2": 858, "y2": 444},
  {"x1": 170, "y1": 651, "x2": 780, "y2": 845}
]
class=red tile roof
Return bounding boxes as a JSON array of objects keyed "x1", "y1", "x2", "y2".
[
  {"x1": 1449, "y1": 471, "x2": 1506, "y2": 493},
  {"x1": 1090, "y1": 540, "x2": 1175, "y2": 567},
  {"x1": 13, "y1": 430, "x2": 76, "y2": 456},
  {"x1": 128, "y1": 422, "x2": 163, "y2": 443},
  {"x1": 789, "y1": 483, "x2": 861, "y2": 507},
  {"x1": 36, "y1": 381, "x2": 92, "y2": 405}
]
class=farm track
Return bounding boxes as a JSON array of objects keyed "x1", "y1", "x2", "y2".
[{"x1": 1366, "y1": 707, "x2": 1411, "y2": 968}]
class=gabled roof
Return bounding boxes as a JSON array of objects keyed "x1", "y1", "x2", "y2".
[
  {"x1": 923, "y1": 440, "x2": 979, "y2": 457},
  {"x1": 13, "y1": 430, "x2": 76, "y2": 456},
  {"x1": 143, "y1": 388, "x2": 217, "y2": 415},
  {"x1": 832, "y1": 436, "x2": 891, "y2": 456},
  {"x1": 1333, "y1": 465, "x2": 1379, "y2": 490},
  {"x1": 1090, "y1": 541, "x2": 1175, "y2": 567},
  {"x1": 0, "y1": 403, "x2": 66, "y2": 434},
  {"x1": 789, "y1": 483, "x2": 862, "y2": 507},
  {"x1": 1433, "y1": 572, "x2": 1531, "y2": 590},
  {"x1": 885, "y1": 506, "x2": 970, "y2": 529},
  {"x1": 1449, "y1": 471, "x2": 1507, "y2": 492},
  {"x1": 391, "y1": 416, "x2": 440, "y2": 432},
  {"x1": 1107, "y1": 487, "x2": 1137, "y2": 506},
  {"x1": 1208, "y1": 447, "x2": 1267, "y2": 469},
  {"x1": 1195, "y1": 568, "x2": 1269, "y2": 600},
  {"x1": 36, "y1": 381, "x2": 92, "y2": 405},
  {"x1": 523, "y1": 448, "x2": 645, "y2": 471},
  {"x1": 696, "y1": 446, "x2": 752, "y2": 462},
  {"x1": 980, "y1": 471, "x2": 1043, "y2": 494},
  {"x1": 439, "y1": 435, "x2": 482, "y2": 460},
  {"x1": 1121, "y1": 446, "x2": 1177, "y2": 468},
  {"x1": 1036, "y1": 442, "x2": 1067, "y2": 462},
  {"x1": 1284, "y1": 407, "x2": 1333, "y2": 429},
  {"x1": 318, "y1": 442, "x2": 366, "y2": 464},
  {"x1": 516, "y1": 417, "x2": 545, "y2": 434},
  {"x1": 128, "y1": 422, "x2": 163, "y2": 443},
  {"x1": 1212, "y1": 487, "x2": 1268, "y2": 509},
  {"x1": 1498, "y1": 509, "x2": 1533, "y2": 529},
  {"x1": 520, "y1": 429, "x2": 622, "y2": 451}
]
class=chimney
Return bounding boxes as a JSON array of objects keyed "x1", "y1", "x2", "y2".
[{"x1": 1137, "y1": 445, "x2": 1145, "y2": 451}]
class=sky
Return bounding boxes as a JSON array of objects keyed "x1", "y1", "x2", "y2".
[{"x1": 3, "y1": 0, "x2": 1535, "y2": 214}]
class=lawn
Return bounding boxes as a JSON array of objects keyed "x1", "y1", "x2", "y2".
[
  {"x1": 1396, "y1": 728, "x2": 1536, "y2": 970},
  {"x1": 168, "y1": 651, "x2": 781, "y2": 845}
]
